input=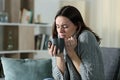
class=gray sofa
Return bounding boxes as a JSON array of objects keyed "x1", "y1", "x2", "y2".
[
  {"x1": 0, "y1": 47, "x2": 120, "y2": 80},
  {"x1": 101, "y1": 47, "x2": 120, "y2": 80}
]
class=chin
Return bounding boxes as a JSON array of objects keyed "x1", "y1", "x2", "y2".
[
  {"x1": 59, "y1": 36, "x2": 65, "y2": 38},
  {"x1": 60, "y1": 37, "x2": 65, "y2": 38}
]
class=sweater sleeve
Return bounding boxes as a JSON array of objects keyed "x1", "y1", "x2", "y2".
[
  {"x1": 78, "y1": 30, "x2": 105, "y2": 80},
  {"x1": 51, "y1": 57, "x2": 64, "y2": 80}
]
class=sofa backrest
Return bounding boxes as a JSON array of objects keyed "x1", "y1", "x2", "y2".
[{"x1": 101, "y1": 47, "x2": 120, "y2": 80}]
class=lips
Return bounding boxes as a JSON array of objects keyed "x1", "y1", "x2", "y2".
[{"x1": 59, "y1": 35, "x2": 65, "y2": 38}]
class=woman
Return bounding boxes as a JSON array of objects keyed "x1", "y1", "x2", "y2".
[{"x1": 48, "y1": 5, "x2": 105, "y2": 80}]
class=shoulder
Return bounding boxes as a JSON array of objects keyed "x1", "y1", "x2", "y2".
[{"x1": 78, "y1": 30, "x2": 97, "y2": 43}]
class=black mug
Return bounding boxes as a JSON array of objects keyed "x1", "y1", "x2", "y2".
[{"x1": 49, "y1": 38, "x2": 65, "y2": 53}]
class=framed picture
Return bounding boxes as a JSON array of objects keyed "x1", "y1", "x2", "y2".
[{"x1": 20, "y1": 8, "x2": 33, "y2": 23}]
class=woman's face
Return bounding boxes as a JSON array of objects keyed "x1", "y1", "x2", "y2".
[{"x1": 56, "y1": 16, "x2": 77, "y2": 39}]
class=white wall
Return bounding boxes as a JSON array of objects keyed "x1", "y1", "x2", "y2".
[
  {"x1": 87, "y1": 0, "x2": 120, "y2": 48},
  {"x1": 34, "y1": 0, "x2": 60, "y2": 25},
  {"x1": 59, "y1": 0, "x2": 86, "y2": 22}
]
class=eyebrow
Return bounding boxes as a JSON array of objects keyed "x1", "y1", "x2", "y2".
[{"x1": 56, "y1": 23, "x2": 68, "y2": 26}]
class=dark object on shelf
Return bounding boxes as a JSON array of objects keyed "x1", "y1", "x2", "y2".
[
  {"x1": 0, "y1": 12, "x2": 8, "y2": 22},
  {"x1": 7, "y1": 31, "x2": 14, "y2": 50},
  {"x1": 34, "y1": 22, "x2": 48, "y2": 25}
]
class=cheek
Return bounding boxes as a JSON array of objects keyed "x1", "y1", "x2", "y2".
[
  {"x1": 56, "y1": 29, "x2": 59, "y2": 33},
  {"x1": 65, "y1": 30, "x2": 74, "y2": 37},
  {"x1": 68, "y1": 28, "x2": 76, "y2": 34}
]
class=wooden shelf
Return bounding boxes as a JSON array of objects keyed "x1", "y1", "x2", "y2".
[
  {"x1": 0, "y1": 23, "x2": 51, "y2": 58},
  {"x1": 0, "y1": 50, "x2": 51, "y2": 59},
  {"x1": 0, "y1": 23, "x2": 52, "y2": 27},
  {"x1": 0, "y1": 0, "x2": 52, "y2": 59},
  {"x1": 0, "y1": 50, "x2": 48, "y2": 54}
]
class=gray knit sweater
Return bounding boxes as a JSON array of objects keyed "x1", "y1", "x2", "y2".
[{"x1": 52, "y1": 30, "x2": 105, "y2": 80}]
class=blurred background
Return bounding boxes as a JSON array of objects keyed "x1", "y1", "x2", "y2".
[
  {"x1": 0, "y1": 0, "x2": 120, "y2": 48},
  {"x1": 34, "y1": 0, "x2": 120, "y2": 48}
]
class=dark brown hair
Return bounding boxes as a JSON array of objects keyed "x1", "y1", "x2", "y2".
[{"x1": 52, "y1": 5, "x2": 101, "y2": 43}]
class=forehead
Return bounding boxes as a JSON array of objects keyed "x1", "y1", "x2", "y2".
[{"x1": 55, "y1": 16, "x2": 72, "y2": 25}]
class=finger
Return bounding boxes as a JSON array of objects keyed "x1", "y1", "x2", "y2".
[
  {"x1": 65, "y1": 41, "x2": 71, "y2": 48},
  {"x1": 53, "y1": 45, "x2": 57, "y2": 56},
  {"x1": 73, "y1": 36, "x2": 77, "y2": 43},
  {"x1": 48, "y1": 41, "x2": 52, "y2": 48},
  {"x1": 57, "y1": 49, "x2": 60, "y2": 55},
  {"x1": 65, "y1": 38, "x2": 70, "y2": 47},
  {"x1": 49, "y1": 44, "x2": 54, "y2": 56},
  {"x1": 70, "y1": 36, "x2": 77, "y2": 45}
]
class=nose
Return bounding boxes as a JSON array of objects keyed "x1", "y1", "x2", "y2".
[{"x1": 59, "y1": 27, "x2": 64, "y2": 32}]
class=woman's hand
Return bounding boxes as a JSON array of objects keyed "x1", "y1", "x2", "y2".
[
  {"x1": 65, "y1": 36, "x2": 77, "y2": 57},
  {"x1": 48, "y1": 41, "x2": 63, "y2": 57}
]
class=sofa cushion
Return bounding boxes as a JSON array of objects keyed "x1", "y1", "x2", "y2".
[
  {"x1": 101, "y1": 47, "x2": 120, "y2": 80},
  {"x1": 1, "y1": 57, "x2": 53, "y2": 80}
]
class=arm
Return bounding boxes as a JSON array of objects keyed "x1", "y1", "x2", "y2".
[
  {"x1": 51, "y1": 57, "x2": 64, "y2": 80},
  {"x1": 65, "y1": 37, "x2": 81, "y2": 73},
  {"x1": 66, "y1": 50, "x2": 81, "y2": 73},
  {"x1": 48, "y1": 43, "x2": 65, "y2": 80},
  {"x1": 56, "y1": 55, "x2": 65, "y2": 74},
  {"x1": 78, "y1": 31, "x2": 105, "y2": 80}
]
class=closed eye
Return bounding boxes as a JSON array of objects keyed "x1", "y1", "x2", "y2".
[{"x1": 62, "y1": 25, "x2": 68, "y2": 28}]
